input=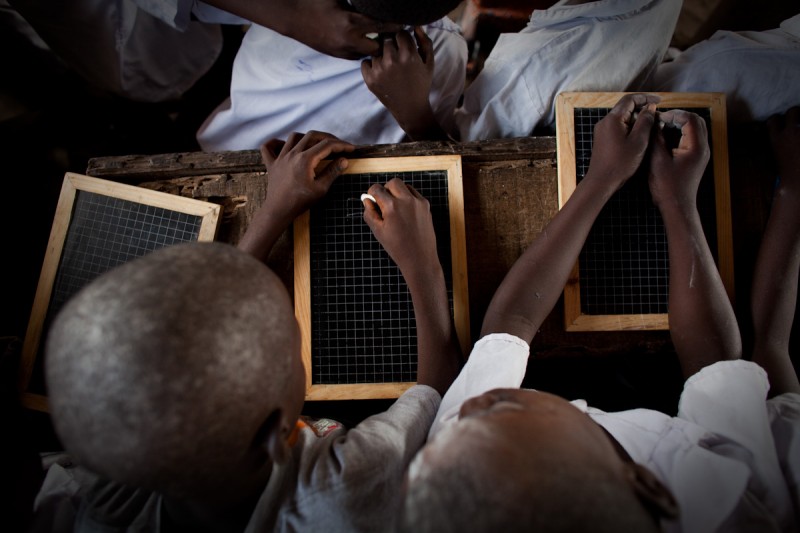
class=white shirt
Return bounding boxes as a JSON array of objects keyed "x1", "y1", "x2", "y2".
[
  {"x1": 432, "y1": 333, "x2": 800, "y2": 532},
  {"x1": 649, "y1": 14, "x2": 800, "y2": 122},
  {"x1": 196, "y1": 18, "x2": 468, "y2": 151},
  {"x1": 8, "y1": 0, "x2": 223, "y2": 103},
  {"x1": 454, "y1": 0, "x2": 683, "y2": 141}
]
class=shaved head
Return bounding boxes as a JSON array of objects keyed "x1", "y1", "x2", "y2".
[{"x1": 45, "y1": 242, "x2": 303, "y2": 502}]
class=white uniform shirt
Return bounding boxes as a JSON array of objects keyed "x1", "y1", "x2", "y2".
[
  {"x1": 431, "y1": 334, "x2": 800, "y2": 532},
  {"x1": 454, "y1": 0, "x2": 683, "y2": 141},
  {"x1": 197, "y1": 17, "x2": 467, "y2": 151},
  {"x1": 9, "y1": 0, "x2": 224, "y2": 103},
  {"x1": 649, "y1": 14, "x2": 800, "y2": 122}
]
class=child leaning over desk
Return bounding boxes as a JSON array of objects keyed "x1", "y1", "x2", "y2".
[
  {"x1": 35, "y1": 132, "x2": 462, "y2": 532},
  {"x1": 398, "y1": 94, "x2": 800, "y2": 533}
]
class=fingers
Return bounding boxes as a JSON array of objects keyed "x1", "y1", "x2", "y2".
[
  {"x1": 608, "y1": 93, "x2": 661, "y2": 121},
  {"x1": 649, "y1": 125, "x2": 670, "y2": 167},
  {"x1": 384, "y1": 177, "x2": 414, "y2": 198},
  {"x1": 341, "y1": 12, "x2": 403, "y2": 58},
  {"x1": 349, "y1": 11, "x2": 402, "y2": 35},
  {"x1": 260, "y1": 139, "x2": 285, "y2": 168},
  {"x1": 629, "y1": 102, "x2": 657, "y2": 143},
  {"x1": 364, "y1": 178, "x2": 418, "y2": 219},
  {"x1": 316, "y1": 157, "x2": 349, "y2": 189},
  {"x1": 379, "y1": 29, "x2": 427, "y2": 62},
  {"x1": 360, "y1": 58, "x2": 373, "y2": 78},
  {"x1": 303, "y1": 131, "x2": 355, "y2": 161},
  {"x1": 414, "y1": 26, "x2": 433, "y2": 64},
  {"x1": 658, "y1": 110, "x2": 708, "y2": 155},
  {"x1": 394, "y1": 30, "x2": 421, "y2": 62}
]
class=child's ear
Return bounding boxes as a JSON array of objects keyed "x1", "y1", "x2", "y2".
[
  {"x1": 627, "y1": 463, "x2": 680, "y2": 521},
  {"x1": 255, "y1": 409, "x2": 292, "y2": 464}
]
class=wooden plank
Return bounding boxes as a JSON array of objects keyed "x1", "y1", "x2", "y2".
[
  {"x1": 86, "y1": 137, "x2": 557, "y2": 183},
  {"x1": 85, "y1": 137, "x2": 675, "y2": 370}
]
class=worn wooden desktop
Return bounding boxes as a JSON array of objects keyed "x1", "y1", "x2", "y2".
[
  {"x1": 86, "y1": 137, "x2": 675, "y2": 361},
  {"x1": 72, "y1": 121, "x2": 797, "y2": 423}
]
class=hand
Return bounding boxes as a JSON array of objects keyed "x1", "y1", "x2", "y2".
[
  {"x1": 767, "y1": 106, "x2": 800, "y2": 193},
  {"x1": 269, "y1": 0, "x2": 402, "y2": 59},
  {"x1": 648, "y1": 109, "x2": 710, "y2": 210},
  {"x1": 261, "y1": 131, "x2": 355, "y2": 222},
  {"x1": 585, "y1": 93, "x2": 660, "y2": 189},
  {"x1": 362, "y1": 178, "x2": 439, "y2": 277},
  {"x1": 361, "y1": 27, "x2": 439, "y2": 139}
]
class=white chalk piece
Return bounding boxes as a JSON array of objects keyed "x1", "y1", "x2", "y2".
[
  {"x1": 360, "y1": 193, "x2": 377, "y2": 203},
  {"x1": 365, "y1": 32, "x2": 379, "y2": 40}
]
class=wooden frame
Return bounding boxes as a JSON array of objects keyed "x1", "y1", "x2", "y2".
[
  {"x1": 555, "y1": 92, "x2": 733, "y2": 331},
  {"x1": 294, "y1": 156, "x2": 469, "y2": 400},
  {"x1": 19, "y1": 173, "x2": 222, "y2": 412}
]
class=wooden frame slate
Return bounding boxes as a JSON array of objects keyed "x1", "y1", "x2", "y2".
[
  {"x1": 555, "y1": 92, "x2": 733, "y2": 332},
  {"x1": 294, "y1": 156, "x2": 469, "y2": 400},
  {"x1": 19, "y1": 173, "x2": 221, "y2": 412}
]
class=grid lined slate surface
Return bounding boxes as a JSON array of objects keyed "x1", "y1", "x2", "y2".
[
  {"x1": 574, "y1": 107, "x2": 717, "y2": 315},
  {"x1": 29, "y1": 191, "x2": 202, "y2": 395},
  {"x1": 309, "y1": 171, "x2": 452, "y2": 385}
]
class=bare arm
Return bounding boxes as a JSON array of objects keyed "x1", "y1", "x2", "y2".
[
  {"x1": 480, "y1": 94, "x2": 660, "y2": 342},
  {"x1": 361, "y1": 28, "x2": 451, "y2": 141},
  {"x1": 238, "y1": 131, "x2": 355, "y2": 262},
  {"x1": 751, "y1": 107, "x2": 800, "y2": 395},
  {"x1": 649, "y1": 110, "x2": 742, "y2": 379},
  {"x1": 202, "y1": 0, "x2": 401, "y2": 59},
  {"x1": 363, "y1": 179, "x2": 462, "y2": 395}
]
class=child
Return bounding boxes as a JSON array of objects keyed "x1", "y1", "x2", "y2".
[
  {"x1": 362, "y1": 0, "x2": 682, "y2": 141},
  {"x1": 41, "y1": 131, "x2": 462, "y2": 531},
  {"x1": 196, "y1": 1, "x2": 467, "y2": 151},
  {"x1": 398, "y1": 94, "x2": 800, "y2": 532}
]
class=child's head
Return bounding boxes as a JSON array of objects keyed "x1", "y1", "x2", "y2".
[
  {"x1": 349, "y1": 0, "x2": 462, "y2": 26},
  {"x1": 45, "y1": 242, "x2": 305, "y2": 507},
  {"x1": 400, "y1": 388, "x2": 678, "y2": 532}
]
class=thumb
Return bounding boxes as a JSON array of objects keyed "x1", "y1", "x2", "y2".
[
  {"x1": 260, "y1": 139, "x2": 283, "y2": 169},
  {"x1": 649, "y1": 126, "x2": 671, "y2": 169},
  {"x1": 630, "y1": 103, "x2": 657, "y2": 146}
]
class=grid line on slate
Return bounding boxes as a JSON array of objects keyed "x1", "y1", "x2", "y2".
[
  {"x1": 48, "y1": 191, "x2": 203, "y2": 326},
  {"x1": 574, "y1": 107, "x2": 716, "y2": 316},
  {"x1": 309, "y1": 171, "x2": 452, "y2": 385},
  {"x1": 27, "y1": 190, "x2": 203, "y2": 396}
]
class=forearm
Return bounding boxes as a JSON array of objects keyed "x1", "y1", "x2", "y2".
[
  {"x1": 237, "y1": 203, "x2": 293, "y2": 263},
  {"x1": 405, "y1": 264, "x2": 462, "y2": 395},
  {"x1": 396, "y1": 104, "x2": 451, "y2": 142},
  {"x1": 751, "y1": 184, "x2": 800, "y2": 394},
  {"x1": 661, "y1": 205, "x2": 741, "y2": 379},
  {"x1": 480, "y1": 172, "x2": 618, "y2": 342},
  {"x1": 201, "y1": 0, "x2": 279, "y2": 30}
]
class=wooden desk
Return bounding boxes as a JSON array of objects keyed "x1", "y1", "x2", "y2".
[
  {"x1": 86, "y1": 137, "x2": 689, "y2": 420},
  {"x1": 87, "y1": 137, "x2": 674, "y2": 360}
]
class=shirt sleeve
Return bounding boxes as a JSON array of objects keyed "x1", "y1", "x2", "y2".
[
  {"x1": 679, "y1": 360, "x2": 797, "y2": 531},
  {"x1": 767, "y1": 392, "x2": 800, "y2": 522},
  {"x1": 296, "y1": 385, "x2": 441, "y2": 532},
  {"x1": 134, "y1": 0, "x2": 248, "y2": 30},
  {"x1": 428, "y1": 333, "x2": 529, "y2": 439}
]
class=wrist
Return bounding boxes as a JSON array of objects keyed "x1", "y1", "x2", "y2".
[
  {"x1": 395, "y1": 102, "x2": 442, "y2": 141},
  {"x1": 580, "y1": 169, "x2": 626, "y2": 202},
  {"x1": 402, "y1": 259, "x2": 445, "y2": 290}
]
